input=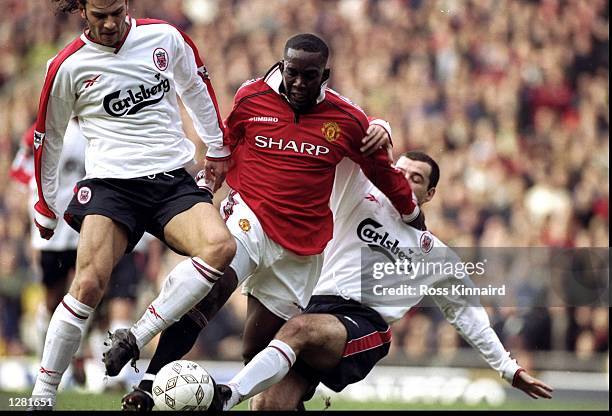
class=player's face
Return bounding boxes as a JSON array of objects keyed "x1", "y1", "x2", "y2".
[
  {"x1": 81, "y1": 0, "x2": 129, "y2": 47},
  {"x1": 394, "y1": 156, "x2": 436, "y2": 205},
  {"x1": 281, "y1": 48, "x2": 329, "y2": 112}
]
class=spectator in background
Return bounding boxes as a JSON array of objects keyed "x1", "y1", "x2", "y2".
[{"x1": 0, "y1": 0, "x2": 608, "y2": 365}]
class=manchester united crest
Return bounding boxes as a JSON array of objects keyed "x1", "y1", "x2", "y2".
[
  {"x1": 239, "y1": 219, "x2": 251, "y2": 232},
  {"x1": 321, "y1": 121, "x2": 341, "y2": 143},
  {"x1": 153, "y1": 48, "x2": 169, "y2": 71}
]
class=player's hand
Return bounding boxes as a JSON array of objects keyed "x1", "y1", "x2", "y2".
[
  {"x1": 360, "y1": 124, "x2": 391, "y2": 157},
  {"x1": 35, "y1": 220, "x2": 54, "y2": 240},
  {"x1": 512, "y1": 369, "x2": 553, "y2": 399},
  {"x1": 203, "y1": 157, "x2": 230, "y2": 193}
]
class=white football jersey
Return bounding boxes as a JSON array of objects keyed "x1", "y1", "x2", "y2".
[
  {"x1": 33, "y1": 17, "x2": 227, "y2": 221},
  {"x1": 316, "y1": 159, "x2": 520, "y2": 382}
]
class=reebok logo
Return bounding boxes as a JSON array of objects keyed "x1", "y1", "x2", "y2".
[{"x1": 103, "y1": 75, "x2": 170, "y2": 117}]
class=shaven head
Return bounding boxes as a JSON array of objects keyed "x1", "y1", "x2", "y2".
[{"x1": 283, "y1": 33, "x2": 329, "y2": 65}]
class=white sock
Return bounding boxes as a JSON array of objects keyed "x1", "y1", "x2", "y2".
[
  {"x1": 130, "y1": 257, "x2": 222, "y2": 350},
  {"x1": 31, "y1": 294, "x2": 93, "y2": 402},
  {"x1": 225, "y1": 340, "x2": 296, "y2": 410}
]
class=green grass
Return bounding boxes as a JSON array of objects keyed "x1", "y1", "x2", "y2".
[{"x1": 0, "y1": 390, "x2": 606, "y2": 411}]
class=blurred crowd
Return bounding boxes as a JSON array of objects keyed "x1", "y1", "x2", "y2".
[{"x1": 0, "y1": 0, "x2": 608, "y2": 372}]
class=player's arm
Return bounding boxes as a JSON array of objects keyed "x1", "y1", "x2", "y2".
[
  {"x1": 173, "y1": 29, "x2": 229, "y2": 192},
  {"x1": 361, "y1": 117, "x2": 392, "y2": 156},
  {"x1": 348, "y1": 119, "x2": 424, "y2": 229},
  {"x1": 430, "y1": 273, "x2": 553, "y2": 399},
  {"x1": 33, "y1": 60, "x2": 75, "y2": 239}
]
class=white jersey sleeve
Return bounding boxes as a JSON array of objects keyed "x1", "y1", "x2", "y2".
[
  {"x1": 30, "y1": 118, "x2": 85, "y2": 250},
  {"x1": 34, "y1": 51, "x2": 79, "y2": 227},
  {"x1": 171, "y1": 29, "x2": 228, "y2": 160},
  {"x1": 430, "y1": 274, "x2": 522, "y2": 384}
]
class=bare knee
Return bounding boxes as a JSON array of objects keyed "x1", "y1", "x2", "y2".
[
  {"x1": 199, "y1": 233, "x2": 236, "y2": 269},
  {"x1": 276, "y1": 315, "x2": 317, "y2": 351},
  {"x1": 70, "y1": 273, "x2": 106, "y2": 307},
  {"x1": 71, "y1": 256, "x2": 112, "y2": 307}
]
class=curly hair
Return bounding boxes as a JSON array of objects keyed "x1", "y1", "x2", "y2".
[{"x1": 50, "y1": 0, "x2": 87, "y2": 14}]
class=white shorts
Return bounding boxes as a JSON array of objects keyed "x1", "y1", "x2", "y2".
[{"x1": 220, "y1": 190, "x2": 323, "y2": 320}]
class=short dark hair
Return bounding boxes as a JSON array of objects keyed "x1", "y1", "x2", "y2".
[
  {"x1": 284, "y1": 33, "x2": 329, "y2": 62},
  {"x1": 51, "y1": 0, "x2": 87, "y2": 14},
  {"x1": 401, "y1": 151, "x2": 440, "y2": 189}
]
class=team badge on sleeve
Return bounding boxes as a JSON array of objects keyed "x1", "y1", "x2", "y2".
[
  {"x1": 321, "y1": 121, "x2": 341, "y2": 143},
  {"x1": 33, "y1": 131, "x2": 45, "y2": 150},
  {"x1": 153, "y1": 48, "x2": 169, "y2": 71}
]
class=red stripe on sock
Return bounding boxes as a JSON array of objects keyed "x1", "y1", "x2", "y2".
[
  {"x1": 191, "y1": 259, "x2": 218, "y2": 283},
  {"x1": 192, "y1": 258, "x2": 222, "y2": 277},
  {"x1": 61, "y1": 300, "x2": 88, "y2": 320},
  {"x1": 270, "y1": 345, "x2": 293, "y2": 367}
]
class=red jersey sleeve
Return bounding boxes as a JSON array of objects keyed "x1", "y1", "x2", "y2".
[{"x1": 346, "y1": 112, "x2": 417, "y2": 218}]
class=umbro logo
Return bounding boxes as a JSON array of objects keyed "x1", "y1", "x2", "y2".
[
  {"x1": 83, "y1": 74, "x2": 101, "y2": 89},
  {"x1": 248, "y1": 116, "x2": 279, "y2": 123}
]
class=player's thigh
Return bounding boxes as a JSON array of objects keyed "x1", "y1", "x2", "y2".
[
  {"x1": 242, "y1": 295, "x2": 286, "y2": 362},
  {"x1": 163, "y1": 202, "x2": 235, "y2": 262},
  {"x1": 251, "y1": 369, "x2": 310, "y2": 410},
  {"x1": 282, "y1": 313, "x2": 347, "y2": 371},
  {"x1": 71, "y1": 215, "x2": 128, "y2": 295}
]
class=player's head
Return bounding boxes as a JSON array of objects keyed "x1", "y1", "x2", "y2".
[
  {"x1": 52, "y1": 0, "x2": 129, "y2": 47},
  {"x1": 280, "y1": 34, "x2": 330, "y2": 113},
  {"x1": 395, "y1": 151, "x2": 439, "y2": 205}
]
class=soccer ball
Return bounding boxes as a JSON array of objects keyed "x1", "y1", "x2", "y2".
[{"x1": 152, "y1": 360, "x2": 215, "y2": 411}]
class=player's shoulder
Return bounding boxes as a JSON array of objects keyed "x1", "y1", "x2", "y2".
[
  {"x1": 45, "y1": 36, "x2": 87, "y2": 77},
  {"x1": 135, "y1": 18, "x2": 174, "y2": 30},
  {"x1": 325, "y1": 88, "x2": 369, "y2": 122},
  {"x1": 233, "y1": 77, "x2": 267, "y2": 102},
  {"x1": 134, "y1": 18, "x2": 186, "y2": 42}
]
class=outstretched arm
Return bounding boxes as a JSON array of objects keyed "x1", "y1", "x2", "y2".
[{"x1": 431, "y1": 275, "x2": 553, "y2": 399}]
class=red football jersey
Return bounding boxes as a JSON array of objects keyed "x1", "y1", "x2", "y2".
[{"x1": 225, "y1": 64, "x2": 417, "y2": 255}]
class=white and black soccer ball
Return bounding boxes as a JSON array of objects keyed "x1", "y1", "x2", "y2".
[{"x1": 152, "y1": 360, "x2": 215, "y2": 411}]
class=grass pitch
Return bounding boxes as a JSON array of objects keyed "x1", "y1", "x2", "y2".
[{"x1": 0, "y1": 390, "x2": 607, "y2": 411}]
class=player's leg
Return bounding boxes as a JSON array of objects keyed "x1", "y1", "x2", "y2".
[
  {"x1": 249, "y1": 369, "x2": 311, "y2": 410},
  {"x1": 127, "y1": 202, "x2": 235, "y2": 352},
  {"x1": 122, "y1": 236, "x2": 256, "y2": 410},
  {"x1": 37, "y1": 250, "x2": 87, "y2": 387},
  {"x1": 31, "y1": 215, "x2": 128, "y2": 405},
  {"x1": 121, "y1": 268, "x2": 239, "y2": 410},
  {"x1": 242, "y1": 295, "x2": 287, "y2": 363},
  {"x1": 221, "y1": 313, "x2": 347, "y2": 410}
]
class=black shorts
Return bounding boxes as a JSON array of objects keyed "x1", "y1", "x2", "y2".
[
  {"x1": 64, "y1": 168, "x2": 212, "y2": 254},
  {"x1": 39, "y1": 250, "x2": 77, "y2": 287},
  {"x1": 293, "y1": 295, "x2": 392, "y2": 393},
  {"x1": 106, "y1": 252, "x2": 145, "y2": 300}
]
